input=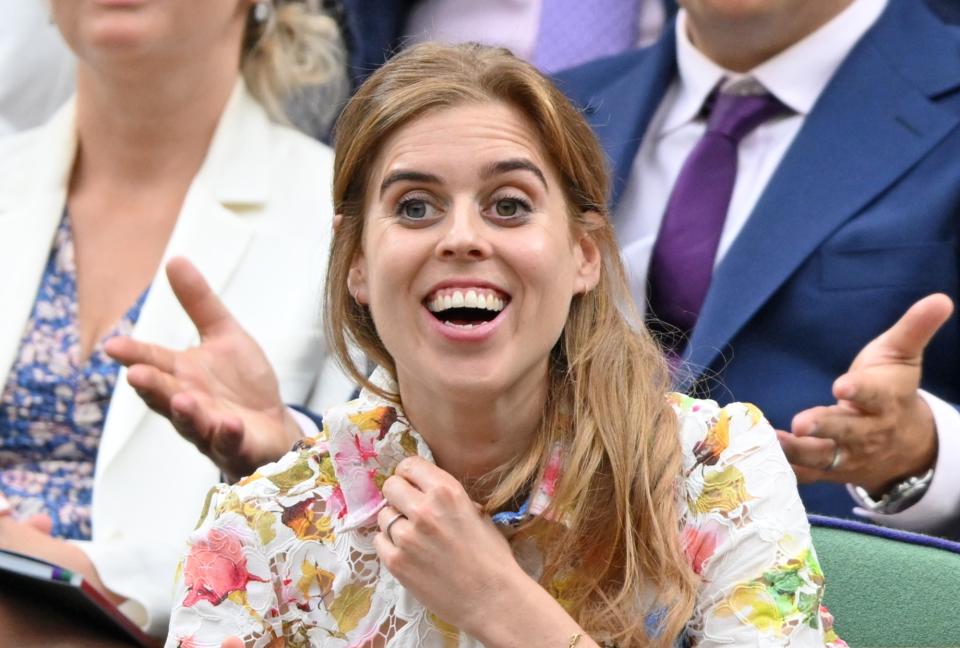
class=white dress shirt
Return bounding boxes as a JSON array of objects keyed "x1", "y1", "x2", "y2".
[
  {"x1": 404, "y1": 0, "x2": 667, "y2": 62},
  {"x1": 614, "y1": 0, "x2": 960, "y2": 532},
  {"x1": 0, "y1": 1, "x2": 74, "y2": 136}
]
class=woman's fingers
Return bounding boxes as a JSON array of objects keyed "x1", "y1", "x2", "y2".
[
  {"x1": 103, "y1": 335, "x2": 176, "y2": 373},
  {"x1": 377, "y1": 505, "x2": 410, "y2": 545},
  {"x1": 125, "y1": 364, "x2": 182, "y2": 417},
  {"x1": 381, "y1": 473, "x2": 423, "y2": 517},
  {"x1": 169, "y1": 391, "x2": 244, "y2": 454},
  {"x1": 166, "y1": 257, "x2": 239, "y2": 338}
]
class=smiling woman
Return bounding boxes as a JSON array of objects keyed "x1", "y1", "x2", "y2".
[{"x1": 155, "y1": 43, "x2": 843, "y2": 647}]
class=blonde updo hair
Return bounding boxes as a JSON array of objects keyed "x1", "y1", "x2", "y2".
[
  {"x1": 241, "y1": 0, "x2": 346, "y2": 131},
  {"x1": 326, "y1": 42, "x2": 698, "y2": 646}
]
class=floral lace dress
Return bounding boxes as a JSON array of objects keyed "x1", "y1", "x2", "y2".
[
  {"x1": 0, "y1": 213, "x2": 146, "y2": 539},
  {"x1": 166, "y1": 368, "x2": 846, "y2": 647}
]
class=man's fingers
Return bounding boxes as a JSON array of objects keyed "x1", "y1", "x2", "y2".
[
  {"x1": 832, "y1": 372, "x2": 891, "y2": 415},
  {"x1": 791, "y1": 406, "x2": 832, "y2": 437},
  {"x1": 104, "y1": 336, "x2": 176, "y2": 374},
  {"x1": 778, "y1": 431, "x2": 847, "y2": 484},
  {"x1": 166, "y1": 256, "x2": 238, "y2": 338},
  {"x1": 790, "y1": 463, "x2": 832, "y2": 485},
  {"x1": 777, "y1": 430, "x2": 837, "y2": 473},
  {"x1": 869, "y1": 293, "x2": 953, "y2": 365}
]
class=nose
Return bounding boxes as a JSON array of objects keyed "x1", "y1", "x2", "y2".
[{"x1": 435, "y1": 201, "x2": 492, "y2": 260}]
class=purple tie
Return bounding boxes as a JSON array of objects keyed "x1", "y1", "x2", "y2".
[
  {"x1": 647, "y1": 90, "x2": 788, "y2": 343},
  {"x1": 532, "y1": 0, "x2": 640, "y2": 73}
]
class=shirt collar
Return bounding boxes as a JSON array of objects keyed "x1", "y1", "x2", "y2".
[
  {"x1": 324, "y1": 367, "x2": 562, "y2": 532},
  {"x1": 663, "y1": 0, "x2": 887, "y2": 134}
]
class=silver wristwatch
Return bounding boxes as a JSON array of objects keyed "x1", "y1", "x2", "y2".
[{"x1": 854, "y1": 468, "x2": 935, "y2": 515}]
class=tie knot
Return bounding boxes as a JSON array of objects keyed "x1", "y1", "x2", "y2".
[{"x1": 705, "y1": 90, "x2": 787, "y2": 141}]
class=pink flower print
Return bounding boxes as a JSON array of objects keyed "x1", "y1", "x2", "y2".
[
  {"x1": 681, "y1": 522, "x2": 721, "y2": 575},
  {"x1": 330, "y1": 429, "x2": 385, "y2": 529},
  {"x1": 541, "y1": 449, "x2": 562, "y2": 497},
  {"x1": 328, "y1": 485, "x2": 348, "y2": 520},
  {"x1": 353, "y1": 432, "x2": 379, "y2": 462},
  {"x1": 182, "y1": 526, "x2": 268, "y2": 607},
  {"x1": 530, "y1": 445, "x2": 564, "y2": 517}
]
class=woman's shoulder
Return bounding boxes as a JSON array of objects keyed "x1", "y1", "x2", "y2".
[
  {"x1": 667, "y1": 393, "x2": 799, "y2": 519},
  {"x1": 667, "y1": 393, "x2": 775, "y2": 463}
]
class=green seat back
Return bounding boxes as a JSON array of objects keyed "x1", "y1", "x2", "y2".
[{"x1": 810, "y1": 516, "x2": 960, "y2": 647}]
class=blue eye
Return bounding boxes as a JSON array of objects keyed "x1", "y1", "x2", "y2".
[{"x1": 395, "y1": 197, "x2": 436, "y2": 222}]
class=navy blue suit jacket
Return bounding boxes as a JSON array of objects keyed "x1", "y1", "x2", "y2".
[{"x1": 554, "y1": 0, "x2": 960, "y2": 520}]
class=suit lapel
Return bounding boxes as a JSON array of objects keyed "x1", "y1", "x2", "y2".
[
  {"x1": 0, "y1": 102, "x2": 76, "y2": 384},
  {"x1": 570, "y1": 23, "x2": 677, "y2": 206},
  {"x1": 97, "y1": 84, "x2": 267, "y2": 470},
  {"x1": 683, "y1": 1, "x2": 960, "y2": 381}
]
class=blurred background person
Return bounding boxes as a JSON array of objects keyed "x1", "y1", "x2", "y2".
[
  {"x1": 0, "y1": 0, "x2": 350, "y2": 637},
  {"x1": 327, "y1": 0, "x2": 677, "y2": 90},
  {"x1": 0, "y1": 0, "x2": 74, "y2": 135},
  {"x1": 554, "y1": 0, "x2": 960, "y2": 534}
]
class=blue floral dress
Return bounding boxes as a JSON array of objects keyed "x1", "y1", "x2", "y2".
[{"x1": 0, "y1": 212, "x2": 147, "y2": 540}]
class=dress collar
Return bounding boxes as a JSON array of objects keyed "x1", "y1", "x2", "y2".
[{"x1": 323, "y1": 367, "x2": 562, "y2": 532}]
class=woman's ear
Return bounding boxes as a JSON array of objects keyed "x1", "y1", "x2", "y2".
[
  {"x1": 333, "y1": 213, "x2": 343, "y2": 232},
  {"x1": 573, "y1": 211, "x2": 603, "y2": 295},
  {"x1": 348, "y1": 252, "x2": 369, "y2": 305}
]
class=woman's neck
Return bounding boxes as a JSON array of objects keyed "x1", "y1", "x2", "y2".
[
  {"x1": 397, "y1": 369, "x2": 548, "y2": 495},
  {"x1": 72, "y1": 49, "x2": 240, "y2": 190}
]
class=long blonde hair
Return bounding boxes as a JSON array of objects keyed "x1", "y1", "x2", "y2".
[
  {"x1": 326, "y1": 43, "x2": 697, "y2": 646},
  {"x1": 242, "y1": 0, "x2": 346, "y2": 131}
]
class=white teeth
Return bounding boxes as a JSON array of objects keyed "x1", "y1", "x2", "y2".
[
  {"x1": 425, "y1": 288, "x2": 507, "y2": 313},
  {"x1": 444, "y1": 321, "x2": 476, "y2": 329}
]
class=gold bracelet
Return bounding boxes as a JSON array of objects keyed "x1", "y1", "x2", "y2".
[{"x1": 567, "y1": 633, "x2": 583, "y2": 648}]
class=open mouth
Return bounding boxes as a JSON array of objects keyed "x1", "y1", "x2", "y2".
[{"x1": 424, "y1": 287, "x2": 509, "y2": 329}]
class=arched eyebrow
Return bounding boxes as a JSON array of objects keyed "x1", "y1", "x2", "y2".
[
  {"x1": 481, "y1": 158, "x2": 548, "y2": 190},
  {"x1": 379, "y1": 171, "x2": 441, "y2": 198}
]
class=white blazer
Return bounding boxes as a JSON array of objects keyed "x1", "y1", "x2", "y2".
[{"x1": 0, "y1": 82, "x2": 354, "y2": 635}]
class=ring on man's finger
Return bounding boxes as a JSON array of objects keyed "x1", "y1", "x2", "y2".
[
  {"x1": 385, "y1": 512, "x2": 406, "y2": 544},
  {"x1": 824, "y1": 443, "x2": 842, "y2": 472}
]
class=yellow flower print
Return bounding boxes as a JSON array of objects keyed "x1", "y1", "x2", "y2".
[
  {"x1": 691, "y1": 409, "x2": 731, "y2": 471},
  {"x1": 689, "y1": 465, "x2": 753, "y2": 515},
  {"x1": 348, "y1": 406, "x2": 398, "y2": 438},
  {"x1": 281, "y1": 497, "x2": 335, "y2": 543}
]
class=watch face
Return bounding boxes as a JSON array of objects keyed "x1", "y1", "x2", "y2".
[{"x1": 853, "y1": 469, "x2": 934, "y2": 514}]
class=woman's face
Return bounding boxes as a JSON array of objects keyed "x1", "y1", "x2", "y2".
[
  {"x1": 50, "y1": 0, "x2": 250, "y2": 64},
  {"x1": 350, "y1": 101, "x2": 601, "y2": 400}
]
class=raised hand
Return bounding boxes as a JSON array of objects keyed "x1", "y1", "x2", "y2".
[
  {"x1": 778, "y1": 293, "x2": 954, "y2": 496},
  {"x1": 373, "y1": 456, "x2": 594, "y2": 647},
  {"x1": 104, "y1": 257, "x2": 301, "y2": 483}
]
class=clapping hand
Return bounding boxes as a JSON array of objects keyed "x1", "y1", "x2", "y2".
[
  {"x1": 778, "y1": 293, "x2": 954, "y2": 496},
  {"x1": 104, "y1": 257, "x2": 299, "y2": 483}
]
